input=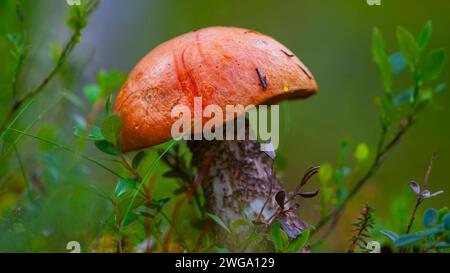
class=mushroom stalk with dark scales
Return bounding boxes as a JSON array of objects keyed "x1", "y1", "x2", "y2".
[{"x1": 114, "y1": 26, "x2": 318, "y2": 251}]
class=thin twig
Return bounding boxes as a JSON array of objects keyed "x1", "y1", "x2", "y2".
[
  {"x1": 422, "y1": 152, "x2": 436, "y2": 190},
  {"x1": 405, "y1": 152, "x2": 437, "y2": 235},
  {"x1": 405, "y1": 199, "x2": 421, "y2": 235},
  {"x1": 0, "y1": 0, "x2": 99, "y2": 134}
]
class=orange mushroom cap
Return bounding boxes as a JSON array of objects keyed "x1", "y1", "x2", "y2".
[{"x1": 115, "y1": 26, "x2": 318, "y2": 152}]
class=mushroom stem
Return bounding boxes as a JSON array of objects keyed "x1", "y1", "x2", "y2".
[{"x1": 188, "y1": 121, "x2": 307, "y2": 251}]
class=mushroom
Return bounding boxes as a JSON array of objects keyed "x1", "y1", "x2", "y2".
[{"x1": 114, "y1": 26, "x2": 318, "y2": 250}]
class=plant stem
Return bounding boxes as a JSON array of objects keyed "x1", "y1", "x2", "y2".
[
  {"x1": 422, "y1": 152, "x2": 436, "y2": 190},
  {"x1": 405, "y1": 152, "x2": 437, "y2": 235},
  {"x1": 0, "y1": 1, "x2": 99, "y2": 134},
  {"x1": 405, "y1": 199, "x2": 422, "y2": 234}
]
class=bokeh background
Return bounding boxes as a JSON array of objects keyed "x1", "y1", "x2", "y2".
[{"x1": 0, "y1": 0, "x2": 449, "y2": 252}]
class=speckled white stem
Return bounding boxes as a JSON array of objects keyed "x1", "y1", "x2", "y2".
[{"x1": 188, "y1": 123, "x2": 307, "y2": 251}]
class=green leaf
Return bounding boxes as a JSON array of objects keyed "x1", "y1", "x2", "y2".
[
  {"x1": 420, "y1": 225, "x2": 444, "y2": 237},
  {"x1": 397, "y1": 26, "x2": 420, "y2": 69},
  {"x1": 97, "y1": 70, "x2": 127, "y2": 96},
  {"x1": 444, "y1": 213, "x2": 450, "y2": 231},
  {"x1": 213, "y1": 247, "x2": 231, "y2": 253},
  {"x1": 207, "y1": 213, "x2": 231, "y2": 234},
  {"x1": 394, "y1": 234, "x2": 423, "y2": 247},
  {"x1": 83, "y1": 84, "x2": 101, "y2": 105},
  {"x1": 122, "y1": 212, "x2": 138, "y2": 226},
  {"x1": 271, "y1": 221, "x2": 288, "y2": 252},
  {"x1": 319, "y1": 163, "x2": 333, "y2": 182},
  {"x1": 380, "y1": 229, "x2": 399, "y2": 242},
  {"x1": 132, "y1": 151, "x2": 146, "y2": 169},
  {"x1": 105, "y1": 94, "x2": 113, "y2": 116},
  {"x1": 423, "y1": 208, "x2": 438, "y2": 228},
  {"x1": 151, "y1": 197, "x2": 170, "y2": 212},
  {"x1": 372, "y1": 28, "x2": 393, "y2": 93},
  {"x1": 437, "y1": 207, "x2": 449, "y2": 223},
  {"x1": 418, "y1": 21, "x2": 432, "y2": 50},
  {"x1": 389, "y1": 52, "x2": 407, "y2": 75},
  {"x1": 66, "y1": 6, "x2": 87, "y2": 30},
  {"x1": 420, "y1": 48, "x2": 447, "y2": 83},
  {"x1": 73, "y1": 126, "x2": 104, "y2": 140},
  {"x1": 115, "y1": 179, "x2": 137, "y2": 197},
  {"x1": 436, "y1": 242, "x2": 450, "y2": 249},
  {"x1": 354, "y1": 143, "x2": 370, "y2": 162},
  {"x1": 287, "y1": 229, "x2": 310, "y2": 252},
  {"x1": 101, "y1": 114, "x2": 122, "y2": 144},
  {"x1": 95, "y1": 140, "x2": 117, "y2": 155},
  {"x1": 231, "y1": 219, "x2": 248, "y2": 230}
]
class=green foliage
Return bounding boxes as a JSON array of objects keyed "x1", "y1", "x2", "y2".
[
  {"x1": 373, "y1": 21, "x2": 447, "y2": 130},
  {"x1": 423, "y1": 208, "x2": 438, "y2": 228},
  {"x1": 101, "y1": 114, "x2": 122, "y2": 145},
  {"x1": 270, "y1": 221, "x2": 310, "y2": 253},
  {"x1": 287, "y1": 229, "x2": 310, "y2": 252},
  {"x1": 73, "y1": 126, "x2": 103, "y2": 140},
  {"x1": 318, "y1": 140, "x2": 370, "y2": 216},
  {"x1": 97, "y1": 70, "x2": 128, "y2": 97},
  {"x1": 94, "y1": 140, "x2": 117, "y2": 155},
  {"x1": 0, "y1": 3, "x2": 448, "y2": 254},
  {"x1": 207, "y1": 213, "x2": 231, "y2": 234},
  {"x1": 83, "y1": 84, "x2": 101, "y2": 105},
  {"x1": 372, "y1": 28, "x2": 392, "y2": 93},
  {"x1": 418, "y1": 21, "x2": 432, "y2": 50},
  {"x1": 382, "y1": 207, "x2": 450, "y2": 252},
  {"x1": 354, "y1": 143, "x2": 370, "y2": 163},
  {"x1": 348, "y1": 204, "x2": 376, "y2": 253},
  {"x1": 318, "y1": 162, "x2": 333, "y2": 217},
  {"x1": 420, "y1": 48, "x2": 447, "y2": 83},
  {"x1": 7, "y1": 33, "x2": 29, "y2": 57},
  {"x1": 380, "y1": 229, "x2": 399, "y2": 241},
  {"x1": 270, "y1": 221, "x2": 289, "y2": 252},
  {"x1": 115, "y1": 179, "x2": 137, "y2": 197},
  {"x1": 397, "y1": 26, "x2": 420, "y2": 69}
]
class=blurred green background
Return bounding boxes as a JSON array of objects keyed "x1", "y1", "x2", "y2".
[{"x1": 0, "y1": 0, "x2": 449, "y2": 252}]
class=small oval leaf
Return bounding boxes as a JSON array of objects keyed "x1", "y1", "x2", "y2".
[
  {"x1": 101, "y1": 114, "x2": 122, "y2": 144},
  {"x1": 394, "y1": 234, "x2": 423, "y2": 248},
  {"x1": 354, "y1": 143, "x2": 370, "y2": 162},
  {"x1": 444, "y1": 213, "x2": 450, "y2": 231},
  {"x1": 380, "y1": 229, "x2": 399, "y2": 242},
  {"x1": 114, "y1": 179, "x2": 137, "y2": 197},
  {"x1": 397, "y1": 26, "x2": 420, "y2": 69},
  {"x1": 423, "y1": 208, "x2": 438, "y2": 228},
  {"x1": 95, "y1": 140, "x2": 117, "y2": 155},
  {"x1": 287, "y1": 229, "x2": 310, "y2": 252}
]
